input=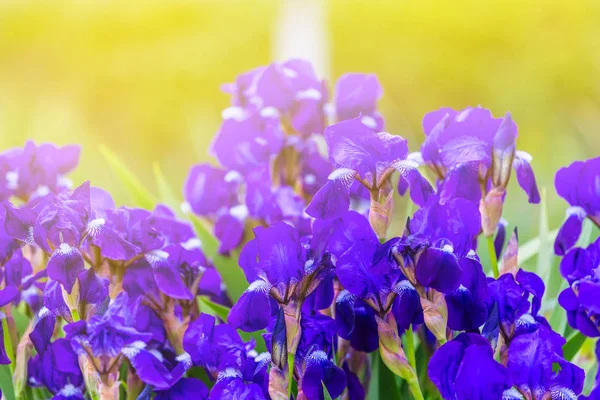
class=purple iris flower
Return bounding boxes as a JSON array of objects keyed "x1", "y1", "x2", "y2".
[
  {"x1": 417, "y1": 107, "x2": 539, "y2": 236},
  {"x1": 391, "y1": 195, "x2": 487, "y2": 334},
  {"x1": 505, "y1": 323, "x2": 584, "y2": 400},
  {"x1": 221, "y1": 59, "x2": 328, "y2": 137},
  {"x1": 27, "y1": 338, "x2": 85, "y2": 399},
  {"x1": 306, "y1": 117, "x2": 433, "y2": 237},
  {"x1": 334, "y1": 73, "x2": 384, "y2": 131},
  {"x1": 554, "y1": 157, "x2": 600, "y2": 255},
  {"x1": 557, "y1": 237, "x2": 600, "y2": 337},
  {"x1": 0, "y1": 141, "x2": 80, "y2": 202},
  {"x1": 228, "y1": 222, "x2": 333, "y2": 333},
  {"x1": 428, "y1": 332, "x2": 510, "y2": 399}
]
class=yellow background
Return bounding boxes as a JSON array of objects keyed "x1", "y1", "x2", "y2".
[{"x1": 1, "y1": 0, "x2": 599, "y2": 239}]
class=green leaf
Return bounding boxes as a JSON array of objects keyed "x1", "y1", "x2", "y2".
[
  {"x1": 0, "y1": 364, "x2": 15, "y2": 400},
  {"x1": 368, "y1": 351, "x2": 403, "y2": 400},
  {"x1": 535, "y1": 188, "x2": 551, "y2": 276},
  {"x1": 188, "y1": 215, "x2": 247, "y2": 301},
  {"x1": 196, "y1": 296, "x2": 267, "y2": 353},
  {"x1": 99, "y1": 145, "x2": 157, "y2": 209},
  {"x1": 323, "y1": 382, "x2": 334, "y2": 400},
  {"x1": 517, "y1": 228, "x2": 559, "y2": 267},
  {"x1": 153, "y1": 163, "x2": 184, "y2": 218},
  {"x1": 576, "y1": 219, "x2": 593, "y2": 248},
  {"x1": 563, "y1": 332, "x2": 587, "y2": 361},
  {"x1": 197, "y1": 296, "x2": 230, "y2": 321},
  {"x1": 367, "y1": 352, "x2": 380, "y2": 400}
]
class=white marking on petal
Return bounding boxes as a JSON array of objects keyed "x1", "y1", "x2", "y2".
[
  {"x1": 515, "y1": 150, "x2": 533, "y2": 163},
  {"x1": 306, "y1": 350, "x2": 328, "y2": 366},
  {"x1": 230, "y1": 204, "x2": 249, "y2": 221},
  {"x1": 218, "y1": 367, "x2": 242, "y2": 380},
  {"x1": 56, "y1": 243, "x2": 75, "y2": 256},
  {"x1": 145, "y1": 250, "x2": 169, "y2": 267},
  {"x1": 282, "y1": 67, "x2": 297, "y2": 78},
  {"x1": 181, "y1": 237, "x2": 202, "y2": 251},
  {"x1": 59, "y1": 384, "x2": 79, "y2": 397},
  {"x1": 221, "y1": 107, "x2": 246, "y2": 121},
  {"x1": 5, "y1": 171, "x2": 18, "y2": 190},
  {"x1": 255, "y1": 352, "x2": 271, "y2": 363},
  {"x1": 149, "y1": 349, "x2": 164, "y2": 362},
  {"x1": 441, "y1": 244, "x2": 454, "y2": 253},
  {"x1": 296, "y1": 88, "x2": 322, "y2": 100},
  {"x1": 38, "y1": 306, "x2": 52, "y2": 319},
  {"x1": 224, "y1": 170, "x2": 243, "y2": 183},
  {"x1": 176, "y1": 352, "x2": 192, "y2": 368},
  {"x1": 361, "y1": 115, "x2": 377, "y2": 129},
  {"x1": 566, "y1": 206, "x2": 586, "y2": 218},
  {"x1": 121, "y1": 341, "x2": 147, "y2": 358},
  {"x1": 407, "y1": 152, "x2": 424, "y2": 165},
  {"x1": 260, "y1": 107, "x2": 280, "y2": 119},
  {"x1": 254, "y1": 137, "x2": 268, "y2": 146},
  {"x1": 303, "y1": 174, "x2": 316, "y2": 185},
  {"x1": 456, "y1": 108, "x2": 471, "y2": 122},
  {"x1": 248, "y1": 280, "x2": 271, "y2": 293},
  {"x1": 247, "y1": 349, "x2": 258, "y2": 358},
  {"x1": 57, "y1": 176, "x2": 73, "y2": 189},
  {"x1": 35, "y1": 186, "x2": 50, "y2": 197},
  {"x1": 328, "y1": 168, "x2": 356, "y2": 181},
  {"x1": 86, "y1": 218, "x2": 105, "y2": 238}
]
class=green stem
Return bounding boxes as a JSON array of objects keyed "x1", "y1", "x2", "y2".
[
  {"x1": 407, "y1": 377, "x2": 425, "y2": 400},
  {"x1": 2, "y1": 315, "x2": 15, "y2": 374},
  {"x1": 405, "y1": 325, "x2": 417, "y2": 373},
  {"x1": 487, "y1": 235, "x2": 499, "y2": 279},
  {"x1": 287, "y1": 352, "x2": 295, "y2": 397}
]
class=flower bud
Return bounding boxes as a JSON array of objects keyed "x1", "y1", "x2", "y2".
[
  {"x1": 268, "y1": 364, "x2": 289, "y2": 400},
  {"x1": 369, "y1": 181, "x2": 394, "y2": 239},
  {"x1": 420, "y1": 290, "x2": 448, "y2": 343},
  {"x1": 479, "y1": 187, "x2": 505, "y2": 237},
  {"x1": 491, "y1": 112, "x2": 517, "y2": 189},
  {"x1": 375, "y1": 312, "x2": 416, "y2": 382},
  {"x1": 499, "y1": 228, "x2": 519, "y2": 276},
  {"x1": 271, "y1": 307, "x2": 288, "y2": 370},
  {"x1": 283, "y1": 303, "x2": 302, "y2": 356}
]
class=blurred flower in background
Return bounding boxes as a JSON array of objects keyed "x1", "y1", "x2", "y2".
[{"x1": 0, "y1": 0, "x2": 599, "y2": 242}]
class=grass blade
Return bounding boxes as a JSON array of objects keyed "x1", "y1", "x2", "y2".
[
  {"x1": 563, "y1": 332, "x2": 587, "y2": 361},
  {"x1": 153, "y1": 162, "x2": 184, "y2": 218},
  {"x1": 99, "y1": 145, "x2": 157, "y2": 209}
]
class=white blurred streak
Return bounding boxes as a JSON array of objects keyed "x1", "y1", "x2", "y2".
[{"x1": 272, "y1": 0, "x2": 331, "y2": 79}]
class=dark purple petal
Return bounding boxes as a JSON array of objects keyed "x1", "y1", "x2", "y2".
[
  {"x1": 416, "y1": 246, "x2": 462, "y2": 293},
  {"x1": 343, "y1": 362, "x2": 366, "y2": 400},
  {"x1": 0, "y1": 285, "x2": 20, "y2": 307},
  {"x1": 30, "y1": 309, "x2": 56, "y2": 355},
  {"x1": 151, "y1": 253, "x2": 193, "y2": 301},
  {"x1": 454, "y1": 344, "x2": 509, "y2": 399},
  {"x1": 155, "y1": 378, "x2": 209, "y2": 400},
  {"x1": 0, "y1": 317, "x2": 10, "y2": 364},
  {"x1": 554, "y1": 207, "x2": 586, "y2": 256},
  {"x1": 513, "y1": 151, "x2": 540, "y2": 204},
  {"x1": 446, "y1": 287, "x2": 488, "y2": 331},
  {"x1": 43, "y1": 279, "x2": 71, "y2": 321},
  {"x1": 228, "y1": 281, "x2": 272, "y2": 332},
  {"x1": 507, "y1": 326, "x2": 553, "y2": 393},
  {"x1": 90, "y1": 224, "x2": 140, "y2": 261},
  {"x1": 46, "y1": 244, "x2": 85, "y2": 293},
  {"x1": 77, "y1": 268, "x2": 109, "y2": 307},
  {"x1": 337, "y1": 241, "x2": 382, "y2": 299},
  {"x1": 515, "y1": 268, "x2": 545, "y2": 316},
  {"x1": 306, "y1": 170, "x2": 354, "y2": 220},
  {"x1": 494, "y1": 219, "x2": 508, "y2": 259},
  {"x1": 302, "y1": 351, "x2": 346, "y2": 400},
  {"x1": 395, "y1": 161, "x2": 435, "y2": 206},
  {"x1": 183, "y1": 313, "x2": 216, "y2": 368},
  {"x1": 254, "y1": 222, "x2": 303, "y2": 286},
  {"x1": 392, "y1": 280, "x2": 423, "y2": 332},
  {"x1": 579, "y1": 280, "x2": 600, "y2": 314},
  {"x1": 438, "y1": 162, "x2": 481, "y2": 204}
]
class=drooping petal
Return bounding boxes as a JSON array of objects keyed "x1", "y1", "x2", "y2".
[
  {"x1": 47, "y1": 244, "x2": 85, "y2": 293},
  {"x1": 302, "y1": 351, "x2": 346, "y2": 400},
  {"x1": 254, "y1": 222, "x2": 303, "y2": 286},
  {"x1": 394, "y1": 161, "x2": 435, "y2": 207},
  {"x1": 30, "y1": 308, "x2": 56, "y2": 355},
  {"x1": 415, "y1": 246, "x2": 462, "y2": 294},
  {"x1": 454, "y1": 344, "x2": 509, "y2": 399},
  {"x1": 513, "y1": 151, "x2": 540, "y2": 204},
  {"x1": 183, "y1": 313, "x2": 216, "y2": 368},
  {"x1": 554, "y1": 207, "x2": 587, "y2": 256},
  {"x1": 228, "y1": 281, "x2": 272, "y2": 332},
  {"x1": 306, "y1": 169, "x2": 355, "y2": 220},
  {"x1": 214, "y1": 212, "x2": 245, "y2": 255},
  {"x1": 155, "y1": 378, "x2": 209, "y2": 400}
]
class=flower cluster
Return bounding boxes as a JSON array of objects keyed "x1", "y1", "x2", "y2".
[{"x1": 0, "y1": 59, "x2": 597, "y2": 400}]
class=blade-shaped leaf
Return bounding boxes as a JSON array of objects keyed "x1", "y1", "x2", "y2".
[
  {"x1": 563, "y1": 332, "x2": 587, "y2": 361},
  {"x1": 99, "y1": 145, "x2": 157, "y2": 209},
  {"x1": 153, "y1": 162, "x2": 184, "y2": 218},
  {"x1": 518, "y1": 228, "x2": 559, "y2": 267},
  {"x1": 536, "y1": 188, "x2": 551, "y2": 276}
]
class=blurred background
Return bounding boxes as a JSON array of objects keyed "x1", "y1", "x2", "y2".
[{"x1": 0, "y1": 0, "x2": 599, "y2": 240}]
